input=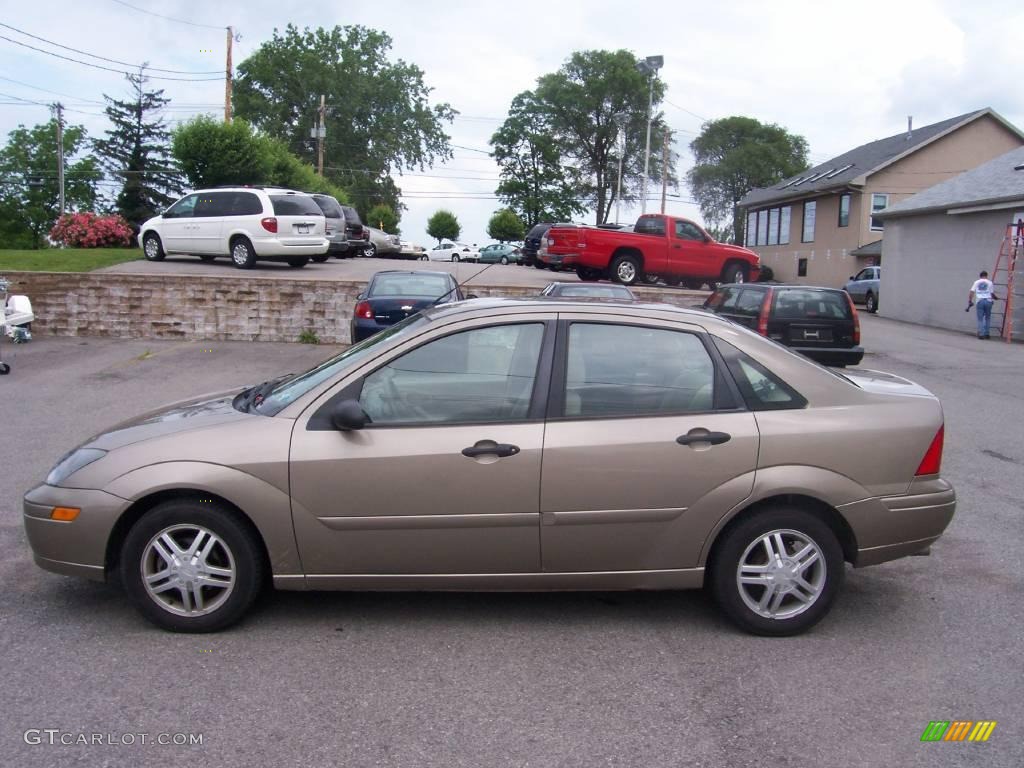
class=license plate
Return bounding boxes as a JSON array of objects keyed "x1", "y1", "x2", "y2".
[
  {"x1": 795, "y1": 328, "x2": 832, "y2": 342},
  {"x1": 296, "y1": 224, "x2": 310, "y2": 234}
]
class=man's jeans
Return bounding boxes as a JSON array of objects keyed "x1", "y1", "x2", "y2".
[{"x1": 976, "y1": 298, "x2": 993, "y2": 337}]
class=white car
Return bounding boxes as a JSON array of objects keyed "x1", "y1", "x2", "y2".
[
  {"x1": 138, "y1": 187, "x2": 330, "y2": 269},
  {"x1": 424, "y1": 241, "x2": 480, "y2": 262}
]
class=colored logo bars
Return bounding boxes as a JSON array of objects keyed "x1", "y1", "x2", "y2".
[{"x1": 921, "y1": 721, "x2": 997, "y2": 742}]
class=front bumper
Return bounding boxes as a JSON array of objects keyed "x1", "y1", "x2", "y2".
[{"x1": 23, "y1": 484, "x2": 129, "y2": 581}]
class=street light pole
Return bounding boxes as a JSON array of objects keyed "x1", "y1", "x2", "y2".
[
  {"x1": 636, "y1": 55, "x2": 663, "y2": 215},
  {"x1": 613, "y1": 112, "x2": 626, "y2": 225}
]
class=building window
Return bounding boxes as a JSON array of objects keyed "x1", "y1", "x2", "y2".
[
  {"x1": 838, "y1": 194, "x2": 851, "y2": 227},
  {"x1": 768, "y1": 208, "x2": 780, "y2": 246},
  {"x1": 802, "y1": 201, "x2": 816, "y2": 243},
  {"x1": 870, "y1": 193, "x2": 889, "y2": 230},
  {"x1": 757, "y1": 210, "x2": 768, "y2": 246},
  {"x1": 746, "y1": 212, "x2": 755, "y2": 246},
  {"x1": 797, "y1": 258, "x2": 808, "y2": 277},
  {"x1": 779, "y1": 206, "x2": 791, "y2": 245}
]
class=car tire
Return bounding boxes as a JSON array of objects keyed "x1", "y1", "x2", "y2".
[
  {"x1": 199, "y1": 255, "x2": 217, "y2": 263},
  {"x1": 709, "y1": 506, "x2": 844, "y2": 636},
  {"x1": 0, "y1": 361, "x2": 10, "y2": 375},
  {"x1": 288, "y1": 257, "x2": 309, "y2": 268},
  {"x1": 419, "y1": 255, "x2": 429, "y2": 261},
  {"x1": 643, "y1": 273, "x2": 660, "y2": 285},
  {"x1": 576, "y1": 267, "x2": 601, "y2": 282},
  {"x1": 683, "y1": 279, "x2": 705, "y2": 290},
  {"x1": 533, "y1": 261, "x2": 546, "y2": 270},
  {"x1": 142, "y1": 232, "x2": 165, "y2": 262},
  {"x1": 230, "y1": 237, "x2": 257, "y2": 269},
  {"x1": 865, "y1": 292, "x2": 877, "y2": 314},
  {"x1": 665, "y1": 277, "x2": 682, "y2": 287},
  {"x1": 364, "y1": 244, "x2": 377, "y2": 259},
  {"x1": 312, "y1": 255, "x2": 330, "y2": 263},
  {"x1": 120, "y1": 499, "x2": 266, "y2": 633},
  {"x1": 451, "y1": 254, "x2": 460, "y2": 262},
  {"x1": 500, "y1": 256, "x2": 509, "y2": 265},
  {"x1": 610, "y1": 254, "x2": 642, "y2": 285},
  {"x1": 721, "y1": 262, "x2": 748, "y2": 284}
]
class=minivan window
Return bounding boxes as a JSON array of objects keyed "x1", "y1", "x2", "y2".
[
  {"x1": 312, "y1": 196, "x2": 344, "y2": 218},
  {"x1": 225, "y1": 192, "x2": 263, "y2": 216},
  {"x1": 270, "y1": 195, "x2": 324, "y2": 216},
  {"x1": 194, "y1": 192, "x2": 229, "y2": 217}
]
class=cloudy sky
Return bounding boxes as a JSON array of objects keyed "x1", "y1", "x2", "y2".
[{"x1": 2, "y1": 0, "x2": 1022, "y2": 244}]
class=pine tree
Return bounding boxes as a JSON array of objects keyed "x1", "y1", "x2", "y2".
[{"x1": 94, "y1": 69, "x2": 183, "y2": 226}]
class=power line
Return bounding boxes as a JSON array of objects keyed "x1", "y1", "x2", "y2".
[
  {"x1": 108, "y1": 0, "x2": 225, "y2": 30},
  {"x1": 0, "y1": 34, "x2": 223, "y2": 82},
  {"x1": 0, "y1": 22, "x2": 223, "y2": 75},
  {"x1": 0, "y1": 75, "x2": 105, "y2": 104},
  {"x1": 663, "y1": 100, "x2": 707, "y2": 123}
]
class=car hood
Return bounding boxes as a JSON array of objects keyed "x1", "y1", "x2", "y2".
[
  {"x1": 83, "y1": 389, "x2": 249, "y2": 451},
  {"x1": 841, "y1": 369, "x2": 936, "y2": 398}
]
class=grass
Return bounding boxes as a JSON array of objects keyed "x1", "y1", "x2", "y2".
[
  {"x1": 0, "y1": 247, "x2": 141, "y2": 272},
  {"x1": 298, "y1": 329, "x2": 321, "y2": 345}
]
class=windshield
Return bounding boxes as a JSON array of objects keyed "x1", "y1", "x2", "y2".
[
  {"x1": 255, "y1": 313, "x2": 430, "y2": 415},
  {"x1": 369, "y1": 273, "x2": 452, "y2": 298}
]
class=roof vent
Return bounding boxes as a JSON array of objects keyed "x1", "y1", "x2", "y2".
[{"x1": 907, "y1": 116, "x2": 913, "y2": 140}]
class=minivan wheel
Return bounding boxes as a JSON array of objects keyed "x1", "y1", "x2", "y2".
[
  {"x1": 610, "y1": 254, "x2": 641, "y2": 285},
  {"x1": 865, "y1": 292, "x2": 877, "y2": 313},
  {"x1": 287, "y1": 257, "x2": 309, "y2": 268},
  {"x1": 709, "y1": 506, "x2": 843, "y2": 636},
  {"x1": 142, "y1": 232, "x2": 165, "y2": 262},
  {"x1": 231, "y1": 237, "x2": 257, "y2": 269},
  {"x1": 120, "y1": 500, "x2": 265, "y2": 633}
]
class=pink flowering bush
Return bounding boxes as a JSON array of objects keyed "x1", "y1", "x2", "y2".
[{"x1": 50, "y1": 212, "x2": 134, "y2": 248}]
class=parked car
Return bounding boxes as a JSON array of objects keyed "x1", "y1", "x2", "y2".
[
  {"x1": 398, "y1": 240, "x2": 426, "y2": 260},
  {"x1": 351, "y1": 270, "x2": 464, "y2": 342},
  {"x1": 539, "y1": 282, "x2": 636, "y2": 300},
  {"x1": 365, "y1": 227, "x2": 402, "y2": 259},
  {"x1": 425, "y1": 241, "x2": 480, "y2": 262},
  {"x1": 522, "y1": 223, "x2": 552, "y2": 268},
  {"x1": 703, "y1": 283, "x2": 864, "y2": 366},
  {"x1": 311, "y1": 201, "x2": 369, "y2": 258},
  {"x1": 139, "y1": 187, "x2": 329, "y2": 269},
  {"x1": 844, "y1": 266, "x2": 881, "y2": 313},
  {"x1": 23, "y1": 298, "x2": 955, "y2": 635},
  {"x1": 541, "y1": 214, "x2": 760, "y2": 286},
  {"x1": 478, "y1": 243, "x2": 522, "y2": 264},
  {"x1": 309, "y1": 193, "x2": 349, "y2": 261}
]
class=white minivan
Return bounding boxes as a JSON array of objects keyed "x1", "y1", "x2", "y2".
[{"x1": 138, "y1": 187, "x2": 330, "y2": 269}]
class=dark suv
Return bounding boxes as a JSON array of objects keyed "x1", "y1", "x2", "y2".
[
  {"x1": 311, "y1": 195, "x2": 369, "y2": 258},
  {"x1": 703, "y1": 283, "x2": 863, "y2": 366},
  {"x1": 523, "y1": 223, "x2": 553, "y2": 268}
]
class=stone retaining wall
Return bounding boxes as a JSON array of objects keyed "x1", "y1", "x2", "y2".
[{"x1": 4, "y1": 272, "x2": 705, "y2": 344}]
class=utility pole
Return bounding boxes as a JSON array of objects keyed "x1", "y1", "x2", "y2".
[
  {"x1": 54, "y1": 102, "x2": 65, "y2": 216},
  {"x1": 317, "y1": 94, "x2": 326, "y2": 176},
  {"x1": 224, "y1": 26, "x2": 233, "y2": 122},
  {"x1": 660, "y1": 131, "x2": 670, "y2": 214}
]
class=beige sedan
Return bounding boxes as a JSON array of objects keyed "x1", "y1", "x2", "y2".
[{"x1": 23, "y1": 299, "x2": 955, "y2": 635}]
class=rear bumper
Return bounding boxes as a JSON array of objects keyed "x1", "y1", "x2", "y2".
[
  {"x1": 255, "y1": 237, "x2": 330, "y2": 257},
  {"x1": 839, "y1": 478, "x2": 956, "y2": 567},
  {"x1": 792, "y1": 345, "x2": 864, "y2": 366},
  {"x1": 538, "y1": 249, "x2": 578, "y2": 267}
]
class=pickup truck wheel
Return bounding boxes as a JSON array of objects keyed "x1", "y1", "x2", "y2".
[
  {"x1": 721, "y1": 262, "x2": 748, "y2": 284},
  {"x1": 610, "y1": 254, "x2": 641, "y2": 285},
  {"x1": 576, "y1": 267, "x2": 601, "y2": 282}
]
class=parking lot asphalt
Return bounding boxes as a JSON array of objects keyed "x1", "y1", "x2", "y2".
[{"x1": 1, "y1": 316, "x2": 1022, "y2": 768}]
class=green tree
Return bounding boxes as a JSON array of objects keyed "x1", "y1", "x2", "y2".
[
  {"x1": 367, "y1": 203, "x2": 400, "y2": 233},
  {"x1": 687, "y1": 116, "x2": 810, "y2": 243},
  {"x1": 233, "y1": 24, "x2": 455, "y2": 216},
  {"x1": 486, "y1": 209, "x2": 525, "y2": 242},
  {"x1": 426, "y1": 209, "x2": 460, "y2": 243},
  {"x1": 0, "y1": 118, "x2": 100, "y2": 248},
  {"x1": 515, "y1": 49, "x2": 674, "y2": 225},
  {"x1": 93, "y1": 71, "x2": 183, "y2": 226},
  {"x1": 490, "y1": 91, "x2": 586, "y2": 227}
]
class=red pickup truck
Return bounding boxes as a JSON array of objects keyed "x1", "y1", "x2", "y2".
[{"x1": 539, "y1": 214, "x2": 760, "y2": 287}]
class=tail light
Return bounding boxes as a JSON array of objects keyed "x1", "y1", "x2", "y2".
[
  {"x1": 362, "y1": 230, "x2": 370, "y2": 241},
  {"x1": 354, "y1": 301, "x2": 374, "y2": 320},
  {"x1": 757, "y1": 288, "x2": 773, "y2": 336},
  {"x1": 915, "y1": 425, "x2": 944, "y2": 476},
  {"x1": 845, "y1": 292, "x2": 861, "y2": 345},
  {"x1": 260, "y1": 217, "x2": 278, "y2": 233}
]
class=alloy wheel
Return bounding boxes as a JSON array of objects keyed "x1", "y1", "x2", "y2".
[
  {"x1": 141, "y1": 524, "x2": 237, "y2": 617},
  {"x1": 736, "y1": 529, "x2": 826, "y2": 620}
]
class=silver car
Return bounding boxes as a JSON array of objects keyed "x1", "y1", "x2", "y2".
[
  {"x1": 844, "y1": 266, "x2": 880, "y2": 313},
  {"x1": 24, "y1": 299, "x2": 954, "y2": 635}
]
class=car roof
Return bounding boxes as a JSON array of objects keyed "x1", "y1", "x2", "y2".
[
  {"x1": 719, "y1": 283, "x2": 847, "y2": 293},
  {"x1": 371, "y1": 270, "x2": 453, "y2": 279},
  {"x1": 417, "y1": 296, "x2": 718, "y2": 323}
]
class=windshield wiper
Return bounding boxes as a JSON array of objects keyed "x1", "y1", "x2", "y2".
[{"x1": 237, "y1": 374, "x2": 291, "y2": 413}]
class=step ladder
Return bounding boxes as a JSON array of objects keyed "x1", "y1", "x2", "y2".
[{"x1": 991, "y1": 220, "x2": 1023, "y2": 342}]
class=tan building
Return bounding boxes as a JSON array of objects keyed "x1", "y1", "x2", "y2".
[{"x1": 738, "y1": 109, "x2": 1024, "y2": 286}]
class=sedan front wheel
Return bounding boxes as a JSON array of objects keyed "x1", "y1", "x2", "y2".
[
  {"x1": 120, "y1": 500, "x2": 265, "y2": 633},
  {"x1": 710, "y1": 506, "x2": 843, "y2": 636}
]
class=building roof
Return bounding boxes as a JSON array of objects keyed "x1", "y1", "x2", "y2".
[
  {"x1": 739, "y1": 109, "x2": 1024, "y2": 209},
  {"x1": 876, "y1": 145, "x2": 1024, "y2": 219},
  {"x1": 850, "y1": 240, "x2": 883, "y2": 257}
]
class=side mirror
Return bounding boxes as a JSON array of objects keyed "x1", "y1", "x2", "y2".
[{"x1": 331, "y1": 399, "x2": 370, "y2": 431}]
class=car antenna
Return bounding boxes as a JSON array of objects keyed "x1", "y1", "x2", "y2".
[{"x1": 430, "y1": 259, "x2": 498, "y2": 306}]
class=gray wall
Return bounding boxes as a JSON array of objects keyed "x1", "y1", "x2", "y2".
[{"x1": 881, "y1": 209, "x2": 1024, "y2": 335}]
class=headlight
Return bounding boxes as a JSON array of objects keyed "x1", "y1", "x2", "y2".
[{"x1": 47, "y1": 448, "x2": 107, "y2": 486}]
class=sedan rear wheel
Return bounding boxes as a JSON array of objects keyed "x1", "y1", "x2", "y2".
[
  {"x1": 121, "y1": 500, "x2": 265, "y2": 632},
  {"x1": 419, "y1": 255, "x2": 429, "y2": 261},
  {"x1": 710, "y1": 506, "x2": 843, "y2": 636},
  {"x1": 500, "y1": 256, "x2": 509, "y2": 265},
  {"x1": 451, "y1": 254, "x2": 460, "y2": 262}
]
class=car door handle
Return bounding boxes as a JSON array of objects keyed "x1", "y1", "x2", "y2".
[
  {"x1": 676, "y1": 431, "x2": 731, "y2": 446},
  {"x1": 462, "y1": 441, "x2": 520, "y2": 458}
]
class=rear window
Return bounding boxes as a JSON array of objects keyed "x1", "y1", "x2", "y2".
[
  {"x1": 526, "y1": 224, "x2": 551, "y2": 241},
  {"x1": 773, "y1": 289, "x2": 852, "y2": 320},
  {"x1": 342, "y1": 206, "x2": 363, "y2": 225},
  {"x1": 312, "y1": 195, "x2": 344, "y2": 218},
  {"x1": 369, "y1": 274, "x2": 452, "y2": 298},
  {"x1": 634, "y1": 216, "x2": 666, "y2": 236},
  {"x1": 553, "y1": 285, "x2": 633, "y2": 299},
  {"x1": 270, "y1": 195, "x2": 324, "y2": 216}
]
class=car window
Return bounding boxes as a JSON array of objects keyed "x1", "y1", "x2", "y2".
[
  {"x1": 360, "y1": 323, "x2": 545, "y2": 425},
  {"x1": 553, "y1": 285, "x2": 633, "y2": 299},
  {"x1": 712, "y1": 337, "x2": 807, "y2": 411},
  {"x1": 369, "y1": 274, "x2": 452, "y2": 298},
  {"x1": 270, "y1": 195, "x2": 323, "y2": 216},
  {"x1": 563, "y1": 323, "x2": 715, "y2": 418},
  {"x1": 733, "y1": 289, "x2": 766, "y2": 317},
  {"x1": 705, "y1": 286, "x2": 739, "y2": 311},
  {"x1": 342, "y1": 206, "x2": 362, "y2": 225},
  {"x1": 312, "y1": 196, "x2": 344, "y2": 218},
  {"x1": 634, "y1": 216, "x2": 666, "y2": 236},
  {"x1": 773, "y1": 289, "x2": 852, "y2": 320},
  {"x1": 674, "y1": 220, "x2": 704, "y2": 241},
  {"x1": 854, "y1": 268, "x2": 871, "y2": 281},
  {"x1": 223, "y1": 191, "x2": 263, "y2": 216},
  {"x1": 165, "y1": 194, "x2": 198, "y2": 218},
  {"x1": 193, "y1": 193, "x2": 221, "y2": 217}
]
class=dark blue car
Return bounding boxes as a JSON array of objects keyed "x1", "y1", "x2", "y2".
[{"x1": 351, "y1": 270, "x2": 466, "y2": 343}]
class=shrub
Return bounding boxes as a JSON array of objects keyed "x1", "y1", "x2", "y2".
[
  {"x1": 298, "y1": 329, "x2": 320, "y2": 345},
  {"x1": 50, "y1": 212, "x2": 134, "y2": 248}
]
